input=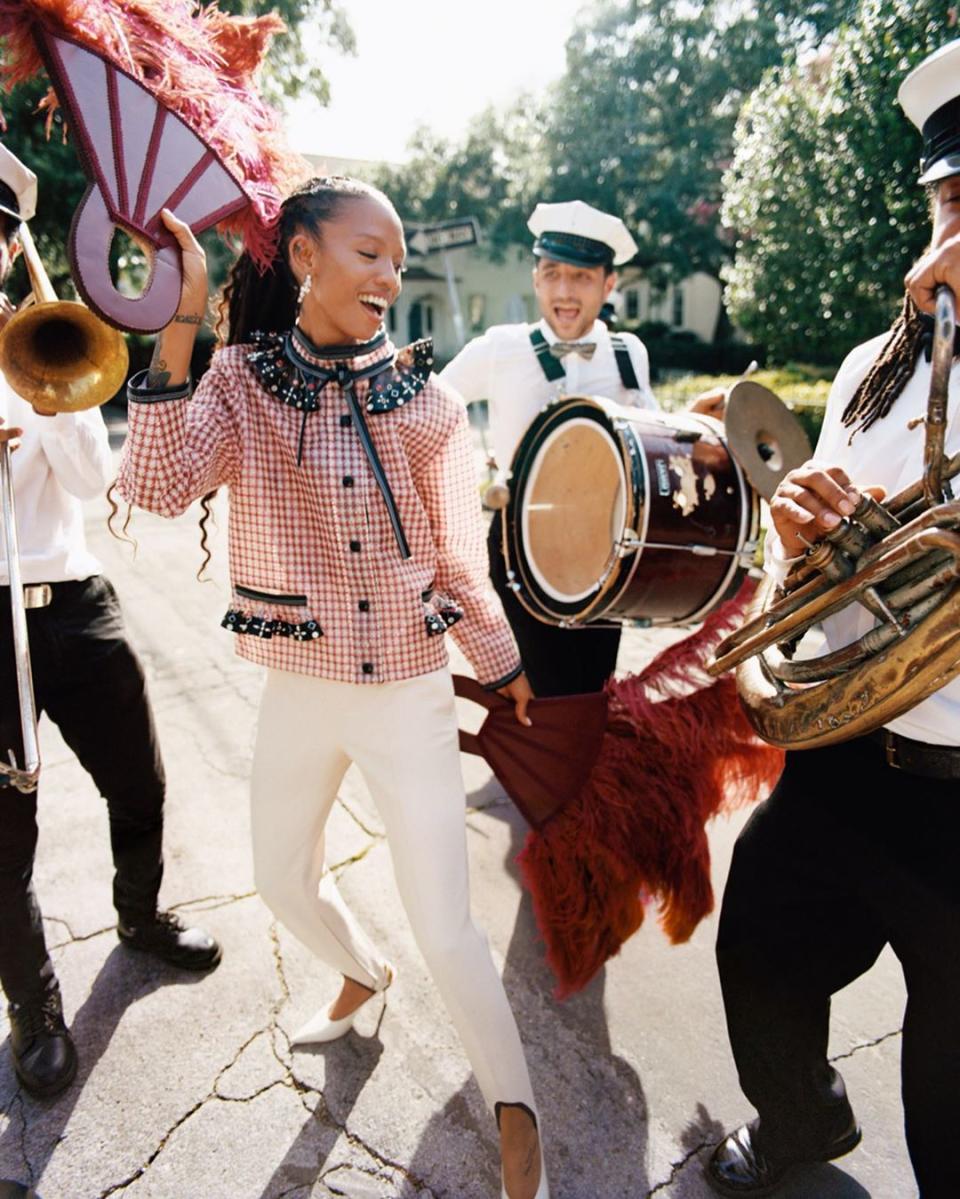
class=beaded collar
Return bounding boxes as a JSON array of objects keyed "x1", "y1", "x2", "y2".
[{"x1": 246, "y1": 328, "x2": 434, "y2": 415}]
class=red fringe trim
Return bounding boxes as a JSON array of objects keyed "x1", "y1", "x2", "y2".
[
  {"x1": 516, "y1": 581, "x2": 785, "y2": 999},
  {"x1": 0, "y1": 0, "x2": 308, "y2": 268}
]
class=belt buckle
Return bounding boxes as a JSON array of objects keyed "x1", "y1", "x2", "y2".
[
  {"x1": 23, "y1": 583, "x2": 52, "y2": 609},
  {"x1": 883, "y1": 730, "x2": 901, "y2": 770}
]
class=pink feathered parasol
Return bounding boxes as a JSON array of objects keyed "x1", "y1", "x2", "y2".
[{"x1": 0, "y1": 0, "x2": 307, "y2": 329}]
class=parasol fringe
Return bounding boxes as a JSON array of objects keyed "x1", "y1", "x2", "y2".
[{"x1": 516, "y1": 580, "x2": 785, "y2": 999}]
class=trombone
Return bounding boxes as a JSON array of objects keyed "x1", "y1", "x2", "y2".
[{"x1": 0, "y1": 222, "x2": 128, "y2": 792}]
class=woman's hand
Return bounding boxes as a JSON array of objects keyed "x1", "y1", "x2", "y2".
[
  {"x1": 159, "y1": 207, "x2": 208, "y2": 320},
  {"x1": 0, "y1": 415, "x2": 23, "y2": 451},
  {"x1": 770, "y1": 460, "x2": 884, "y2": 557},
  {"x1": 497, "y1": 672, "x2": 534, "y2": 727}
]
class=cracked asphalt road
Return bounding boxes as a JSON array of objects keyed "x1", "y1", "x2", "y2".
[{"x1": 0, "y1": 439, "x2": 915, "y2": 1198}]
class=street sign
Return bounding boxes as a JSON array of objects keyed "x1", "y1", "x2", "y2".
[{"x1": 407, "y1": 217, "x2": 480, "y2": 256}]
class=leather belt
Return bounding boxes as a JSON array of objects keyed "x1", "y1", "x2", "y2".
[{"x1": 869, "y1": 728, "x2": 960, "y2": 779}]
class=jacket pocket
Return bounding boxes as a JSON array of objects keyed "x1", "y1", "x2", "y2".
[
  {"x1": 422, "y1": 588, "x2": 464, "y2": 636},
  {"x1": 223, "y1": 583, "x2": 322, "y2": 642}
]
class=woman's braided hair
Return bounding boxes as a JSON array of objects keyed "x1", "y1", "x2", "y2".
[
  {"x1": 215, "y1": 174, "x2": 393, "y2": 347},
  {"x1": 840, "y1": 294, "x2": 928, "y2": 437}
]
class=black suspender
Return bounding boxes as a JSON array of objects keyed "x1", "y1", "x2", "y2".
[
  {"x1": 530, "y1": 327, "x2": 642, "y2": 392},
  {"x1": 529, "y1": 328, "x2": 566, "y2": 382},
  {"x1": 610, "y1": 334, "x2": 641, "y2": 391}
]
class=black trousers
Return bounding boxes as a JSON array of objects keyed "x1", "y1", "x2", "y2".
[
  {"x1": 487, "y1": 518, "x2": 621, "y2": 697},
  {"x1": 0, "y1": 576, "x2": 166, "y2": 1006},
  {"x1": 716, "y1": 736, "x2": 960, "y2": 1197}
]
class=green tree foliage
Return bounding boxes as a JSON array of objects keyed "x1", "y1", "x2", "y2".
[
  {"x1": 545, "y1": 0, "x2": 791, "y2": 285},
  {"x1": 374, "y1": 100, "x2": 549, "y2": 257},
  {"x1": 723, "y1": 0, "x2": 956, "y2": 364},
  {"x1": 218, "y1": 0, "x2": 355, "y2": 103},
  {"x1": 379, "y1": 0, "x2": 856, "y2": 302}
]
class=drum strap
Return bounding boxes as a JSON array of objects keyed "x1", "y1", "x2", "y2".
[
  {"x1": 529, "y1": 329, "x2": 566, "y2": 382},
  {"x1": 610, "y1": 335, "x2": 641, "y2": 391}
]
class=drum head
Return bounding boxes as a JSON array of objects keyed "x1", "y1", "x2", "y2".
[{"x1": 521, "y1": 417, "x2": 627, "y2": 604}]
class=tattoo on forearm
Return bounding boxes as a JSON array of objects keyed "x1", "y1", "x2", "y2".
[
  {"x1": 173, "y1": 313, "x2": 203, "y2": 325},
  {"x1": 146, "y1": 340, "x2": 171, "y2": 390}
]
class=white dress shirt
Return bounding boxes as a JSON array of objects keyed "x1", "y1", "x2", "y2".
[
  {"x1": 765, "y1": 333, "x2": 960, "y2": 746},
  {"x1": 440, "y1": 318, "x2": 658, "y2": 470},
  {"x1": 0, "y1": 374, "x2": 112, "y2": 584}
]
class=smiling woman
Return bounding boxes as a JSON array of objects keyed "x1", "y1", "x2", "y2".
[{"x1": 114, "y1": 175, "x2": 550, "y2": 1199}]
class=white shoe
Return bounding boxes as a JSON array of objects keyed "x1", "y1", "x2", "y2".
[
  {"x1": 501, "y1": 1151, "x2": 549, "y2": 1199},
  {"x1": 291, "y1": 965, "x2": 394, "y2": 1047}
]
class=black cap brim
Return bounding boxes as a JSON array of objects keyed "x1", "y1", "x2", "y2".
[{"x1": 533, "y1": 232, "x2": 614, "y2": 269}]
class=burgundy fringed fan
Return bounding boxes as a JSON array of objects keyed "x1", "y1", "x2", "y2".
[{"x1": 459, "y1": 581, "x2": 785, "y2": 999}]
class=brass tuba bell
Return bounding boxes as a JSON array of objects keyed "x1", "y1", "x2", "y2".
[
  {"x1": 0, "y1": 222, "x2": 128, "y2": 414},
  {"x1": 709, "y1": 286, "x2": 960, "y2": 749}
]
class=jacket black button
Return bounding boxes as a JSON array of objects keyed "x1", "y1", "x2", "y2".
[
  {"x1": 342, "y1": 475, "x2": 354, "y2": 487},
  {"x1": 361, "y1": 662, "x2": 374, "y2": 674},
  {"x1": 349, "y1": 540, "x2": 361, "y2": 552},
  {"x1": 358, "y1": 599, "x2": 370, "y2": 612},
  {"x1": 340, "y1": 414, "x2": 351, "y2": 427}
]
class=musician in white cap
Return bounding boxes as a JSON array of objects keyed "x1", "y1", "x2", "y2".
[
  {"x1": 443, "y1": 199, "x2": 722, "y2": 697},
  {"x1": 707, "y1": 41, "x2": 960, "y2": 1199},
  {"x1": 0, "y1": 141, "x2": 220, "y2": 1102}
]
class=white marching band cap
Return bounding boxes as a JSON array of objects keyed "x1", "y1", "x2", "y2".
[
  {"x1": 898, "y1": 39, "x2": 960, "y2": 185},
  {"x1": 528, "y1": 199, "x2": 638, "y2": 268},
  {"x1": 0, "y1": 142, "x2": 37, "y2": 225}
]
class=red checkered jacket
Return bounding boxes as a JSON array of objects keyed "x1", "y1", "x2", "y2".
[{"x1": 117, "y1": 330, "x2": 522, "y2": 688}]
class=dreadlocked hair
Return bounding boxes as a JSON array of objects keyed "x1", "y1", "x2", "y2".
[
  {"x1": 215, "y1": 175, "x2": 395, "y2": 347},
  {"x1": 841, "y1": 293, "x2": 928, "y2": 438}
]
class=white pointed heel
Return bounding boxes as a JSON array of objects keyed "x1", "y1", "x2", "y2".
[{"x1": 291, "y1": 964, "x2": 394, "y2": 1047}]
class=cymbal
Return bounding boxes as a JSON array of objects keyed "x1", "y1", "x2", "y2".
[{"x1": 725, "y1": 380, "x2": 812, "y2": 499}]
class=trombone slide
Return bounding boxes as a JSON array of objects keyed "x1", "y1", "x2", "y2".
[{"x1": 1, "y1": 439, "x2": 40, "y2": 792}]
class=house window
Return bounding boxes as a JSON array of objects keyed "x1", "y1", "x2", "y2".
[
  {"x1": 672, "y1": 285, "x2": 685, "y2": 328},
  {"x1": 625, "y1": 288, "x2": 640, "y2": 321},
  {"x1": 468, "y1": 294, "x2": 486, "y2": 332}
]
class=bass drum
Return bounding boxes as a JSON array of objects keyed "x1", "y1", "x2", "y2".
[{"x1": 501, "y1": 395, "x2": 758, "y2": 626}]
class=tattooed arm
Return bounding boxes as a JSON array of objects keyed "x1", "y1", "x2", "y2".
[{"x1": 144, "y1": 208, "x2": 209, "y2": 389}]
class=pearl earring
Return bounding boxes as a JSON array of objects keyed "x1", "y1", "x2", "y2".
[{"x1": 297, "y1": 273, "x2": 312, "y2": 305}]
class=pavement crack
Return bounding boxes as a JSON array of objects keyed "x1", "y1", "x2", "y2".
[
  {"x1": 9, "y1": 1091, "x2": 35, "y2": 1188},
  {"x1": 645, "y1": 1137, "x2": 712, "y2": 1196},
  {"x1": 330, "y1": 842, "x2": 377, "y2": 873},
  {"x1": 41, "y1": 914, "x2": 78, "y2": 943},
  {"x1": 47, "y1": 922, "x2": 115, "y2": 951},
  {"x1": 46, "y1": 891, "x2": 256, "y2": 951},
  {"x1": 830, "y1": 1027, "x2": 902, "y2": 1062},
  {"x1": 170, "y1": 890, "x2": 258, "y2": 914},
  {"x1": 335, "y1": 794, "x2": 384, "y2": 840},
  {"x1": 466, "y1": 796, "x2": 509, "y2": 813}
]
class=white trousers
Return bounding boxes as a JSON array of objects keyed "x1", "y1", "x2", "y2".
[{"x1": 250, "y1": 665, "x2": 536, "y2": 1114}]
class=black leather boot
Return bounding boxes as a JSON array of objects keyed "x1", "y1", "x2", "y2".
[
  {"x1": 8, "y1": 988, "x2": 77, "y2": 1099},
  {"x1": 706, "y1": 1104, "x2": 862, "y2": 1197},
  {"x1": 117, "y1": 910, "x2": 221, "y2": 971}
]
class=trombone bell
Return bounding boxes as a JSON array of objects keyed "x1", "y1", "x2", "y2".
[
  {"x1": 0, "y1": 299, "x2": 129, "y2": 414},
  {"x1": 0, "y1": 222, "x2": 128, "y2": 414}
]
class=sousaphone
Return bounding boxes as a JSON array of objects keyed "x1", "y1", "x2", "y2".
[{"x1": 709, "y1": 287, "x2": 960, "y2": 749}]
